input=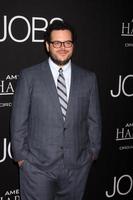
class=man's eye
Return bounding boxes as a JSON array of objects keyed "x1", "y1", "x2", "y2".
[{"x1": 54, "y1": 42, "x2": 60, "y2": 45}]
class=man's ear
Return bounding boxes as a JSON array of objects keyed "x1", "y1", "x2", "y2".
[{"x1": 45, "y1": 42, "x2": 50, "y2": 52}]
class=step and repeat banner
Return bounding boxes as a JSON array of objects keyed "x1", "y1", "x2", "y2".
[{"x1": 0, "y1": 1, "x2": 132, "y2": 200}]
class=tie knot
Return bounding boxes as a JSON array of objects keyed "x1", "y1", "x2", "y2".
[{"x1": 59, "y1": 68, "x2": 63, "y2": 74}]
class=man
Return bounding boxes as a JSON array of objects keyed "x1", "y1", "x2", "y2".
[{"x1": 11, "y1": 21, "x2": 101, "y2": 200}]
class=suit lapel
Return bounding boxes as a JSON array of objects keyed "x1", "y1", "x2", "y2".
[
  {"x1": 65, "y1": 64, "x2": 79, "y2": 125},
  {"x1": 40, "y1": 60, "x2": 64, "y2": 124},
  {"x1": 40, "y1": 60, "x2": 79, "y2": 126}
]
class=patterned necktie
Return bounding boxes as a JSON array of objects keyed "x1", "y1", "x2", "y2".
[{"x1": 57, "y1": 68, "x2": 68, "y2": 121}]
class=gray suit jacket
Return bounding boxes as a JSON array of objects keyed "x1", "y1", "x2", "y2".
[{"x1": 11, "y1": 60, "x2": 101, "y2": 170}]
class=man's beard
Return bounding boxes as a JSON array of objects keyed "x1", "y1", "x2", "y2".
[{"x1": 49, "y1": 53, "x2": 72, "y2": 66}]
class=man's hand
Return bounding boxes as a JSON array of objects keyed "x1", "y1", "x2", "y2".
[{"x1": 18, "y1": 160, "x2": 24, "y2": 167}]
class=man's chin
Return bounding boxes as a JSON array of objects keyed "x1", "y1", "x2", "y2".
[{"x1": 50, "y1": 57, "x2": 70, "y2": 66}]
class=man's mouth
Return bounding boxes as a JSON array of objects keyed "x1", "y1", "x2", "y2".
[{"x1": 57, "y1": 50, "x2": 68, "y2": 54}]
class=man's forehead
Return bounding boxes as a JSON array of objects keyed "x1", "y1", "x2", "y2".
[{"x1": 50, "y1": 30, "x2": 72, "y2": 37}]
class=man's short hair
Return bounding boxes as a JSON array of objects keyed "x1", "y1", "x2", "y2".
[{"x1": 44, "y1": 20, "x2": 76, "y2": 43}]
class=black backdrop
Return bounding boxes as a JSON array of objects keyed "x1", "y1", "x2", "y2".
[{"x1": 0, "y1": 1, "x2": 133, "y2": 199}]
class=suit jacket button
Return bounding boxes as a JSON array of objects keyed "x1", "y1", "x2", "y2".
[{"x1": 60, "y1": 147, "x2": 63, "y2": 150}]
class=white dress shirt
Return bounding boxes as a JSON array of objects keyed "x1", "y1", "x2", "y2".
[{"x1": 48, "y1": 58, "x2": 71, "y2": 100}]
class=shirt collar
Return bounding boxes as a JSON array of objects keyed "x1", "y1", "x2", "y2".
[{"x1": 48, "y1": 57, "x2": 71, "y2": 73}]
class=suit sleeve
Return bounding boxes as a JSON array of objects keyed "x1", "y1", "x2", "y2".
[
  {"x1": 10, "y1": 70, "x2": 31, "y2": 161},
  {"x1": 88, "y1": 73, "x2": 102, "y2": 160}
]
